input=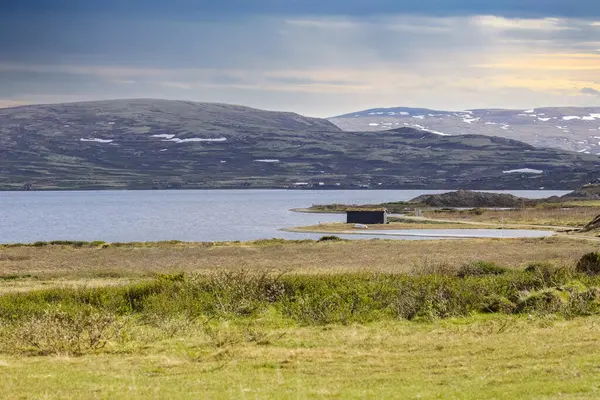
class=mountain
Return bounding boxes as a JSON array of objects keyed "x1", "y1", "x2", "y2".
[
  {"x1": 329, "y1": 106, "x2": 600, "y2": 153},
  {"x1": 1, "y1": 99, "x2": 599, "y2": 190}
]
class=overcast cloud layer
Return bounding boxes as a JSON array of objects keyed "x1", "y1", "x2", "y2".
[{"x1": 1, "y1": 1, "x2": 600, "y2": 116}]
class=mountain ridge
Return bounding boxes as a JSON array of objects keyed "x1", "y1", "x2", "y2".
[
  {"x1": 1, "y1": 99, "x2": 599, "y2": 191},
  {"x1": 330, "y1": 106, "x2": 600, "y2": 153}
]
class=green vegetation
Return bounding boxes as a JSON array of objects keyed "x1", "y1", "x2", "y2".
[
  {"x1": 2, "y1": 261, "x2": 600, "y2": 356},
  {"x1": 456, "y1": 260, "x2": 509, "y2": 277},
  {"x1": 317, "y1": 235, "x2": 345, "y2": 242},
  {"x1": 576, "y1": 252, "x2": 600, "y2": 275},
  {"x1": 309, "y1": 201, "x2": 413, "y2": 214},
  {"x1": 1, "y1": 315, "x2": 600, "y2": 399},
  {"x1": 3, "y1": 240, "x2": 600, "y2": 398}
]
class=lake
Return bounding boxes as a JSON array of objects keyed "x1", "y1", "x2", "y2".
[{"x1": 0, "y1": 189, "x2": 569, "y2": 244}]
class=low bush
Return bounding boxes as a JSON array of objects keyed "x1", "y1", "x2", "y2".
[
  {"x1": 318, "y1": 236, "x2": 344, "y2": 242},
  {"x1": 457, "y1": 261, "x2": 508, "y2": 278},
  {"x1": 516, "y1": 288, "x2": 570, "y2": 314},
  {"x1": 1, "y1": 307, "x2": 121, "y2": 356},
  {"x1": 576, "y1": 252, "x2": 600, "y2": 275},
  {"x1": 2, "y1": 262, "x2": 600, "y2": 355},
  {"x1": 524, "y1": 262, "x2": 572, "y2": 286},
  {"x1": 481, "y1": 295, "x2": 516, "y2": 314},
  {"x1": 0, "y1": 270, "x2": 596, "y2": 325}
]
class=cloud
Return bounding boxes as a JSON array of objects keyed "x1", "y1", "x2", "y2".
[
  {"x1": 473, "y1": 16, "x2": 575, "y2": 31},
  {"x1": 3, "y1": 0, "x2": 600, "y2": 18},
  {"x1": 158, "y1": 82, "x2": 193, "y2": 90},
  {"x1": 582, "y1": 87, "x2": 600, "y2": 95},
  {"x1": 2, "y1": 9, "x2": 600, "y2": 116}
]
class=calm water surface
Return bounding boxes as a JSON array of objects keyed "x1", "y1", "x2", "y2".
[{"x1": 0, "y1": 189, "x2": 569, "y2": 244}]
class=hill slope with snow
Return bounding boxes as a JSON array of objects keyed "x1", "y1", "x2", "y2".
[
  {"x1": 1, "y1": 100, "x2": 599, "y2": 190},
  {"x1": 330, "y1": 106, "x2": 600, "y2": 153}
]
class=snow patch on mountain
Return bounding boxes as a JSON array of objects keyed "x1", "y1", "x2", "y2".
[
  {"x1": 152, "y1": 134, "x2": 176, "y2": 139},
  {"x1": 166, "y1": 137, "x2": 227, "y2": 143},
  {"x1": 503, "y1": 168, "x2": 543, "y2": 174},
  {"x1": 80, "y1": 138, "x2": 113, "y2": 143}
]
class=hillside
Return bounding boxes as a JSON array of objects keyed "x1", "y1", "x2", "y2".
[
  {"x1": 561, "y1": 183, "x2": 600, "y2": 199},
  {"x1": 330, "y1": 106, "x2": 600, "y2": 153},
  {"x1": 409, "y1": 190, "x2": 532, "y2": 208},
  {"x1": 1, "y1": 99, "x2": 600, "y2": 190}
]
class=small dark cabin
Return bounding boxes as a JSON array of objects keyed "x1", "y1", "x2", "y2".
[{"x1": 346, "y1": 209, "x2": 387, "y2": 225}]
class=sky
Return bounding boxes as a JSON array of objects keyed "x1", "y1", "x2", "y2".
[{"x1": 1, "y1": 1, "x2": 600, "y2": 117}]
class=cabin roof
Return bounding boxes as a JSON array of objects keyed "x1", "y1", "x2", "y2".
[{"x1": 345, "y1": 208, "x2": 387, "y2": 212}]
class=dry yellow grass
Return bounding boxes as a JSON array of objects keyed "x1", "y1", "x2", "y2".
[
  {"x1": 0, "y1": 237, "x2": 597, "y2": 287},
  {"x1": 425, "y1": 206, "x2": 600, "y2": 227}
]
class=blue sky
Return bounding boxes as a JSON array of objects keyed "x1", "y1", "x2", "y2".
[{"x1": 1, "y1": 1, "x2": 600, "y2": 116}]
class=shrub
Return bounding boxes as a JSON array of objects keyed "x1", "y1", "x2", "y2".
[
  {"x1": 48, "y1": 240, "x2": 88, "y2": 247},
  {"x1": 318, "y1": 236, "x2": 343, "y2": 242},
  {"x1": 4, "y1": 268, "x2": 600, "y2": 346},
  {"x1": 523, "y1": 261, "x2": 572, "y2": 287},
  {"x1": 157, "y1": 272, "x2": 186, "y2": 283},
  {"x1": 576, "y1": 252, "x2": 600, "y2": 275},
  {"x1": 199, "y1": 270, "x2": 287, "y2": 317},
  {"x1": 481, "y1": 296, "x2": 516, "y2": 314},
  {"x1": 2, "y1": 307, "x2": 121, "y2": 356},
  {"x1": 457, "y1": 261, "x2": 507, "y2": 278},
  {"x1": 409, "y1": 258, "x2": 458, "y2": 276},
  {"x1": 516, "y1": 288, "x2": 570, "y2": 314}
]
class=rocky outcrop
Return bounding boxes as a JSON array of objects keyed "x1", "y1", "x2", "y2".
[
  {"x1": 580, "y1": 214, "x2": 600, "y2": 232},
  {"x1": 561, "y1": 183, "x2": 600, "y2": 200}
]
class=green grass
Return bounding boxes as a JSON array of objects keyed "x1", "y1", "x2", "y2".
[
  {"x1": 2, "y1": 264, "x2": 600, "y2": 352},
  {"x1": 4, "y1": 243, "x2": 600, "y2": 398},
  {"x1": 563, "y1": 200, "x2": 600, "y2": 207},
  {"x1": 2, "y1": 316, "x2": 600, "y2": 399}
]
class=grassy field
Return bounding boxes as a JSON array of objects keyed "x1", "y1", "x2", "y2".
[
  {"x1": 424, "y1": 205, "x2": 600, "y2": 228},
  {"x1": 0, "y1": 237, "x2": 597, "y2": 285},
  {"x1": 2, "y1": 316, "x2": 600, "y2": 399},
  {"x1": 285, "y1": 219, "x2": 566, "y2": 234},
  {"x1": 307, "y1": 197, "x2": 600, "y2": 226},
  {"x1": 3, "y1": 238, "x2": 600, "y2": 398}
]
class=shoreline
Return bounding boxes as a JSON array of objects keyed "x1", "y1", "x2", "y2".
[
  {"x1": 281, "y1": 226, "x2": 556, "y2": 239},
  {"x1": 0, "y1": 187, "x2": 578, "y2": 192}
]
